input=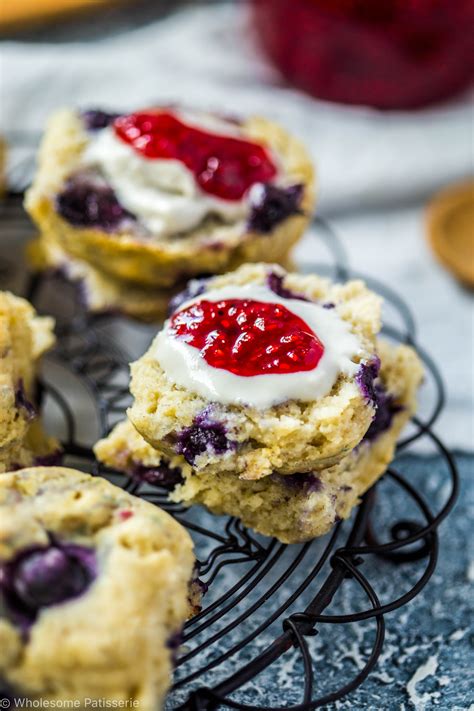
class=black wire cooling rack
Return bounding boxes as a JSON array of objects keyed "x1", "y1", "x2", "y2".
[{"x1": 1, "y1": 144, "x2": 459, "y2": 709}]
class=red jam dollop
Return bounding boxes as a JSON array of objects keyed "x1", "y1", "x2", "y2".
[
  {"x1": 169, "y1": 299, "x2": 324, "y2": 377},
  {"x1": 113, "y1": 112, "x2": 277, "y2": 201}
]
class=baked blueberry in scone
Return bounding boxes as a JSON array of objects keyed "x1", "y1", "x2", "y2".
[
  {"x1": 0, "y1": 466, "x2": 195, "y2": 708},
  {"x1": 0, "y1": 292, "x2": 60, "y2": 473},
  {"x1": 95, "y1": 340, "x2": 423, "y2": 543},
  {"x1": 126, "y1": 263, "x2": 382, "y2": 480},
  {"x1": 25, "y1": 107, "x2": 315, "y2": 291}
]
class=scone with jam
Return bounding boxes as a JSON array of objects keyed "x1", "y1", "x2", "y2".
[
  {"x1": 0, "y1": 292, "x2": 59, "y2": 473},
  {"x1": 25, "y1": 107, "x2": 315, "y2": 293},
  {"x1": 96, "y1": 340, "x2": 423, "y2": 543},
  {"x1": 0, "y1": 466, "x2": 195, "y2": 707},
  {"x1": 127, "y1": 263, "x2": 382, "y2": 480}
]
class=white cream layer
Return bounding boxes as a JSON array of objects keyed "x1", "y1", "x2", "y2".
[
  {"x1": 81, "y1": 112, "x2": 270, "y2": 238},
  {"x1": 154, "y1": 284, "x2": 363, "y2": 408}
]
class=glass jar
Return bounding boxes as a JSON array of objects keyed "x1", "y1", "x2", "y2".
[{"x1": 250, "y1": 0, "x2": 473, "y2": 109}]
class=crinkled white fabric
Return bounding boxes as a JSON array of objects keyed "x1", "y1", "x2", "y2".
[{"x1": 1, "y1": 3, "x2": 472, "y2": 212}]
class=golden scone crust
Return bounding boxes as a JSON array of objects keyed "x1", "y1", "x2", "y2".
[
  {"x1": 25, "y1": 109, "x2": 316, "y2": 288},
  {"x1": 95, "y1": 340, "x2": 423, "y2": 543},
  {"x1": 0, "y1": 291, "x2": 56, "y2": 467},
  {"x1": 0, "y1": 466, "x2": 195, "y2": 708},
  {"x1": 127, "y1": 263, "x2": 382, "y2": 480}
]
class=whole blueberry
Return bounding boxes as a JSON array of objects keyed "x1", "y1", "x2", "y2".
[
  {"x1": 11, "y1": 545, "x2": 93, "y2": 611},
  {"x1": 279, "y1": 472, "x2": 323, "y2": 494},
  {"x1": 363, "y1": 385, "x2": 403, "y2": 442},
  {"x1": 248, "y1": 183, "x2": 303, "y2": 234},
  {"x1": 56, "y1": 177, "x2": 134, "y2": 231}
]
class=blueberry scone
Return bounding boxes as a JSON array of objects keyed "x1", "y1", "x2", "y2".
[
  {"x1": 96, "y1": 340, "x2": 423, "y2": 543},
  {"x1": 25, "y1": 107, "x2": 315, "y2": 290},
  {"x1": 0, "y1": 292, "x2": 59, "y2": 473},
  {"x1": 0, "y1": 466, "x2": 195, "y2": 707},
  {"x1": 127, "y1": 263, "x2": 382, "y2": 480}
]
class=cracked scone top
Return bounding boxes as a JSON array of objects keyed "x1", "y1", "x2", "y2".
[
  {"x1": 0, "y1": 292, "x2": 58, "y2": 472},
  {"x1": 25, "y1": 107, "x2": 315, "y2": 288},
  {"x1": 0, "y1": 467, "x2": 195, "y2": 708},
  {"x1": 128, "y1": 263, "x2": 382, "y2": 480}
]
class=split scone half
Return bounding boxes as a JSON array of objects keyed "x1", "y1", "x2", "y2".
[
  {"x1": 95, "y1": 340, "x2": 423, "y2": 543},
  {"x1": 0, "y1": 466, "x2": 196, "y2": 708},
  {"x1": 25, "y1": 107, "x2": 315, "y2": 289},
  {"x1": 127, "y1": 263, "x2": 382, "y2": 480},
  {"x1": 0, "y1": 292, "x2": 59, "y2": 473}
]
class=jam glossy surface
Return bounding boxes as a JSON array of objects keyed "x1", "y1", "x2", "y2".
[
  {"x1": 169, "y1": 298, "x2": 324, "y2": 376},
  {"x1": 114, "y1": 112, "x2": 277, "y2": 201}
]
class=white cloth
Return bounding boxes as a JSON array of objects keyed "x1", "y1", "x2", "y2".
[
  {"x1": 2, "y1": 2, "x2": 473, "y2": 449},
  {"x1": 1, "y1": 3, "x2": 472, "y2": 212}
]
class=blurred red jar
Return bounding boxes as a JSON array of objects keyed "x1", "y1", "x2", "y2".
[{"x1": 250, "y1": 0, "x2": 474, "y2": 109}]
